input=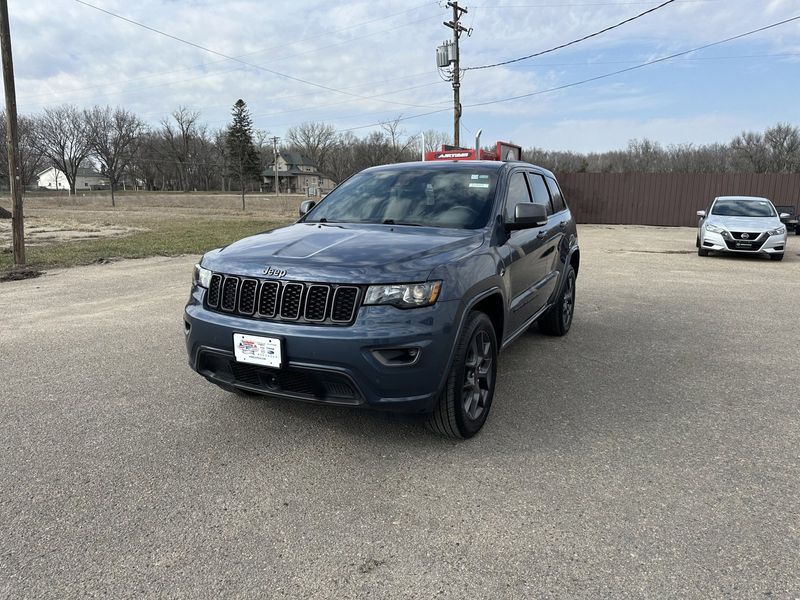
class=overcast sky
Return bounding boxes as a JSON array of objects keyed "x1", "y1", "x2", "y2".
[{"x1": 6, "y1": 0, "x2": 800, "y2": 152}]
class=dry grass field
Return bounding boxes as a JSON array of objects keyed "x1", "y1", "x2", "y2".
[{"x1": 0, "y1": 192, "x2": 306, "y2": 274}]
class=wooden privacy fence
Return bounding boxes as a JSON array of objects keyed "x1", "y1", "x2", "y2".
[{"x1": 557, "y1": 173, "x2": 800, "y2": 227}]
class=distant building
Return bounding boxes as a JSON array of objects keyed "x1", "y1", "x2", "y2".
[
  {"x1": 262, "y1": 152, "x2": 336, "y2": 195},
  {"x1": 37, "y1": 166, "x2": 109, "y2": 191}
]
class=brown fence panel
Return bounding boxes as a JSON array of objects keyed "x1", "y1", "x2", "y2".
[{"x1": 557, "y1": 173, "x2": 800, "y2": 227}]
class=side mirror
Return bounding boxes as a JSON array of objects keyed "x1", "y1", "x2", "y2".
[
  {"x1": 779, "y1": 212, "x2": 790, "y2": 219},
  {"x1": 506, "y1": 202, "x2": 548, "y2": 231},
  {"x1": 299, "y1": 199, "x2": 316, "y2": 216},
  {"x1": 697, "y1": 210, "x2": 706, "y2": 218}
]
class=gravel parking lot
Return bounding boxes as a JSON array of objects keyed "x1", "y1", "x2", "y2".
[{"x1": 1, "y1": 225, "x2": 798, "y2": 599}]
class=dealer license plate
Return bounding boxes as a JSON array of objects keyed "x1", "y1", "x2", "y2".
[
  {"x1": 735, "y1": 242, "x2": 753, "y2": 249},
  {"x1": 233, "y1": 333, "x2": 282, "y2": 368}
]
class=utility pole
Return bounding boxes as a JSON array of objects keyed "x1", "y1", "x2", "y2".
[
  {"x1": 444, "y1": 1, "x2": 469, "y2": 147},
  {"x1": 0, "y1": 0, "x2": 24, "y2": 266},
  {"x1": 270, "y1": 136, "x2": 280, "y2": 196}
]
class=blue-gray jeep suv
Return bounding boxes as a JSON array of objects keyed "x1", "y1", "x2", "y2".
[{"x1": 185, "y1": 159, "x2": 579, "y2": 438}]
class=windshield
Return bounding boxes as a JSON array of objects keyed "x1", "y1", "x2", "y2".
[
  {"x1": 711, "y1": 199, "x2": 776, "y2": 217},
  {"x1": 304, "y1": 166, "x2": 499, "y2": 229}
]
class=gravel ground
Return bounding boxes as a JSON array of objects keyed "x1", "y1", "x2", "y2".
[{"x1": 1, "y1": 225, "x2": 798, "y2": 599}]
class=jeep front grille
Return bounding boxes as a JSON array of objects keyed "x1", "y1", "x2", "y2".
[{"x1": 206, "y1": 273, "x2": 361, "y2": 325}]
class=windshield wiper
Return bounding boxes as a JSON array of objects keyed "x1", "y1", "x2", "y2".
[{"x1": 382, "y1": 219, "x2": 421, "y2": 226}]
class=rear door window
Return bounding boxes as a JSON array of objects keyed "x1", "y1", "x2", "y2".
[
  {"x1": 545, "y1": 177, "x2": 566, "y2": 213},
  {"x1": 527, "y1": 173, "x2": 553, "y2": 215}
]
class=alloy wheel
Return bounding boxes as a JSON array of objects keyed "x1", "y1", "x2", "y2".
[{"x1": 462, "y1": 329, "x2": 494, "y2": 421}]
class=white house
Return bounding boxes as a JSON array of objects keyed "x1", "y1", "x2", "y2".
[{"x1": 37, "y1": 166, "x2": 108, "y2": 191}]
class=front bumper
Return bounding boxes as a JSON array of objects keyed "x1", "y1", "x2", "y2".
[
  {"x1": 699, "y1": 230, "x2": 786, "y2": 255},
  {"x1": 184, "y1": 286, "x2": 462, "y2": 414}
]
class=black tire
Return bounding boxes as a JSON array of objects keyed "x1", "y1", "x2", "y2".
[
  {"x1": 538, "y1": 265, "x2": 576, "y2": 337},
  {"x1": 695, "y1": 236, "x2": 700, "y2": 248},
  {"x1": 426, "y1": 311, "x2": 498, "y2": 439},
  {"x1": 698, "y1": 246, "x2": 709, "y2": 257},
  {"x1": 795, "y1": 226, "x2": 800, "y2": 236},
  {"x1": 769, "y1": 253, "x2": 784, "y2": 261}
]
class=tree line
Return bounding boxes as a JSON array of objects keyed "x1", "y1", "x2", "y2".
[
  {"x1": 1, "y1": 99, "x2": 798, "y2": 205},
  {"x1": 524, "y1": 123, "x2": 800, "y2": 175}
]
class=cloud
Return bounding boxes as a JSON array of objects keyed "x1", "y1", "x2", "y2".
[{"x1": 5, "y1": 0, "x2": 799, "y2": 151}]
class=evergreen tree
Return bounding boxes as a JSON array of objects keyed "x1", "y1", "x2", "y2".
[{"x1": 225, "y1": 99, "x2": 260, "y2": 210}]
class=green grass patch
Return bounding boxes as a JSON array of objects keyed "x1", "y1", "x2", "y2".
[{"x1": 0, "y1": 217, "x2": 289, "y2": 272}]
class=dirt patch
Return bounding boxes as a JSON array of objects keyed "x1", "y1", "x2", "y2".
[
  {"x1": 0, "y1": 266, "x2": 42, "y2": 281},
  {"x1": 0, "y1": 217, "x2": 146, "y2": 247}
]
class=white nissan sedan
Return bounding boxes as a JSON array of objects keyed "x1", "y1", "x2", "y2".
[{"x1": 697, "y1": 196, "x2": 788, "y2": 261}]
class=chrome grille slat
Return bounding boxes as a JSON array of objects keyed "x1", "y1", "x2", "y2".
[{"x1": 206, "y1": 274, "x2": 360, "y2": 325}]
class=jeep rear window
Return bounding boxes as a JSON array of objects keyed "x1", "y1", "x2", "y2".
[
  {"x1": 304, "y1": 167, "x2": 499, "y2": 229},
  {"x1": 711, "y1": 199, "x2": 776, "y2": 217}
]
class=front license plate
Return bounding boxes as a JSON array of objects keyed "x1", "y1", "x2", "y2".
[
  {"x1": 233, "y1": 333, "x2": 282, "y2": 368},
  {"x1": 735, "y1": 242, "x2": 753, "y2": 249}
]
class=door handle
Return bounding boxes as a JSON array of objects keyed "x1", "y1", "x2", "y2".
[
  {"x1": 558, "y1": 221, "x2": 567, "y2": 229},
  {"x1": 536, "y1": 230, "x2": 547, "y2": 239}
]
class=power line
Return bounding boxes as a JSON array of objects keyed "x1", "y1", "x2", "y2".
[
  {"x1": 464, "y1": 14, "x2": 800, "y2": 107},
  {"x1": 73, "y1": 0, "x2": 442, "y2": 111},
  {"x1": 23, "y1": 2, "x2": 439, "y2": 103},
  {"x1": 470, "y1": 0, "x2": 722, "y2": 6},
  {"x1": 336, "y1": 14, "x2": 800, "y2": 131},
  {"x1": 501, "y1": 52, "x2": 800, "y2": 69},
  {"x1": 464, "y1": 0, "x2": 677, "y2": 71}
]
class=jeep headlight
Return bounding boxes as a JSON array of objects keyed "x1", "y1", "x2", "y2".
[
  {"x1": 767, "y1": 225, "x2": 786, "y2": 236},
  {"x1": 364, "y1": 281, "x2": 442, "y2": 308},
  {"x1": 193, "y1": 264, "x2": 212, "y2": 288},
  {"x1": 704, "y1": 223, "x2": 725, "y2": 234}
]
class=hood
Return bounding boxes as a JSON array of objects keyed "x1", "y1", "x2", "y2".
[
  {"x1": 201, "y1": 222, "x2": 486, "y2": 283},
  {"x1": 707, "y1": 215, "x2": 782, "y2": 231}
]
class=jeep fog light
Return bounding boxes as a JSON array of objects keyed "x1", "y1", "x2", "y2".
[
  {"x1": 364, "y1": 281, "x2": 442, "y2": 308},
  {"x1": 193, "y1": 264, "x2": 212, "y2": 288}
]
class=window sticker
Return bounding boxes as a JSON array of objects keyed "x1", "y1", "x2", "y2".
[
  {"x1": 470, "y1": 174, "x2": 489, "y2": 179},
  {"x1": 469, "y1": 183, "x2": 490, "y2": 188}
]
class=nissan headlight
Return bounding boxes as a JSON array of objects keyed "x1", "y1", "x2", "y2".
[
  {"x1": 364, "y1": 281, "x2": 442, "y2": 308},
  {"x1": 193, "y1": 264, "x2": 213, "y2": 288},
  {"x1": 704, "y1": 223, "x2": 725, "y2": 234},
  {"x1": 767, "y1": 225, "x2": 786, "y2": 236}
]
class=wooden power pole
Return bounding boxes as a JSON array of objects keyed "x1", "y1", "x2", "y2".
[
  {"x1": 444, "y1": 1, "x2": 469, "y2": 147},
  {"x1": 271, "y1": 136, "x2": 279, "y2": 196},
  {"x1": 0, "y1": 0, "x2": 24, "y2": 266}
]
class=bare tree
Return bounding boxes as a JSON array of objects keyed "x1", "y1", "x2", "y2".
[
  {"x1": 730, "y1": 131, "x2": 770, "y2": 173},
  {"x1": 421, "y1": 129, "x2": 452, "y2": 153},
  {"x1": 253, "y1": 128, "x2": 271, "y2": 192},
  {"x1": 35, "y1": 105, "x2": 92, "y2": 195},
  {"x1": 0, "y1": 112, "x2": 46, "y2": 188},
  {"x1": 160, "y1": 106, "x2": 199, "y2": 191},
  {"x1": 763, "y1": 123, "x2": 800, "y2": 172},
  {"x1": 86, "y1": 105, "x2": 145, "y2": 206},
  {"x1": 286, "y1": 121, "x2": 336, "y2": 173}
]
